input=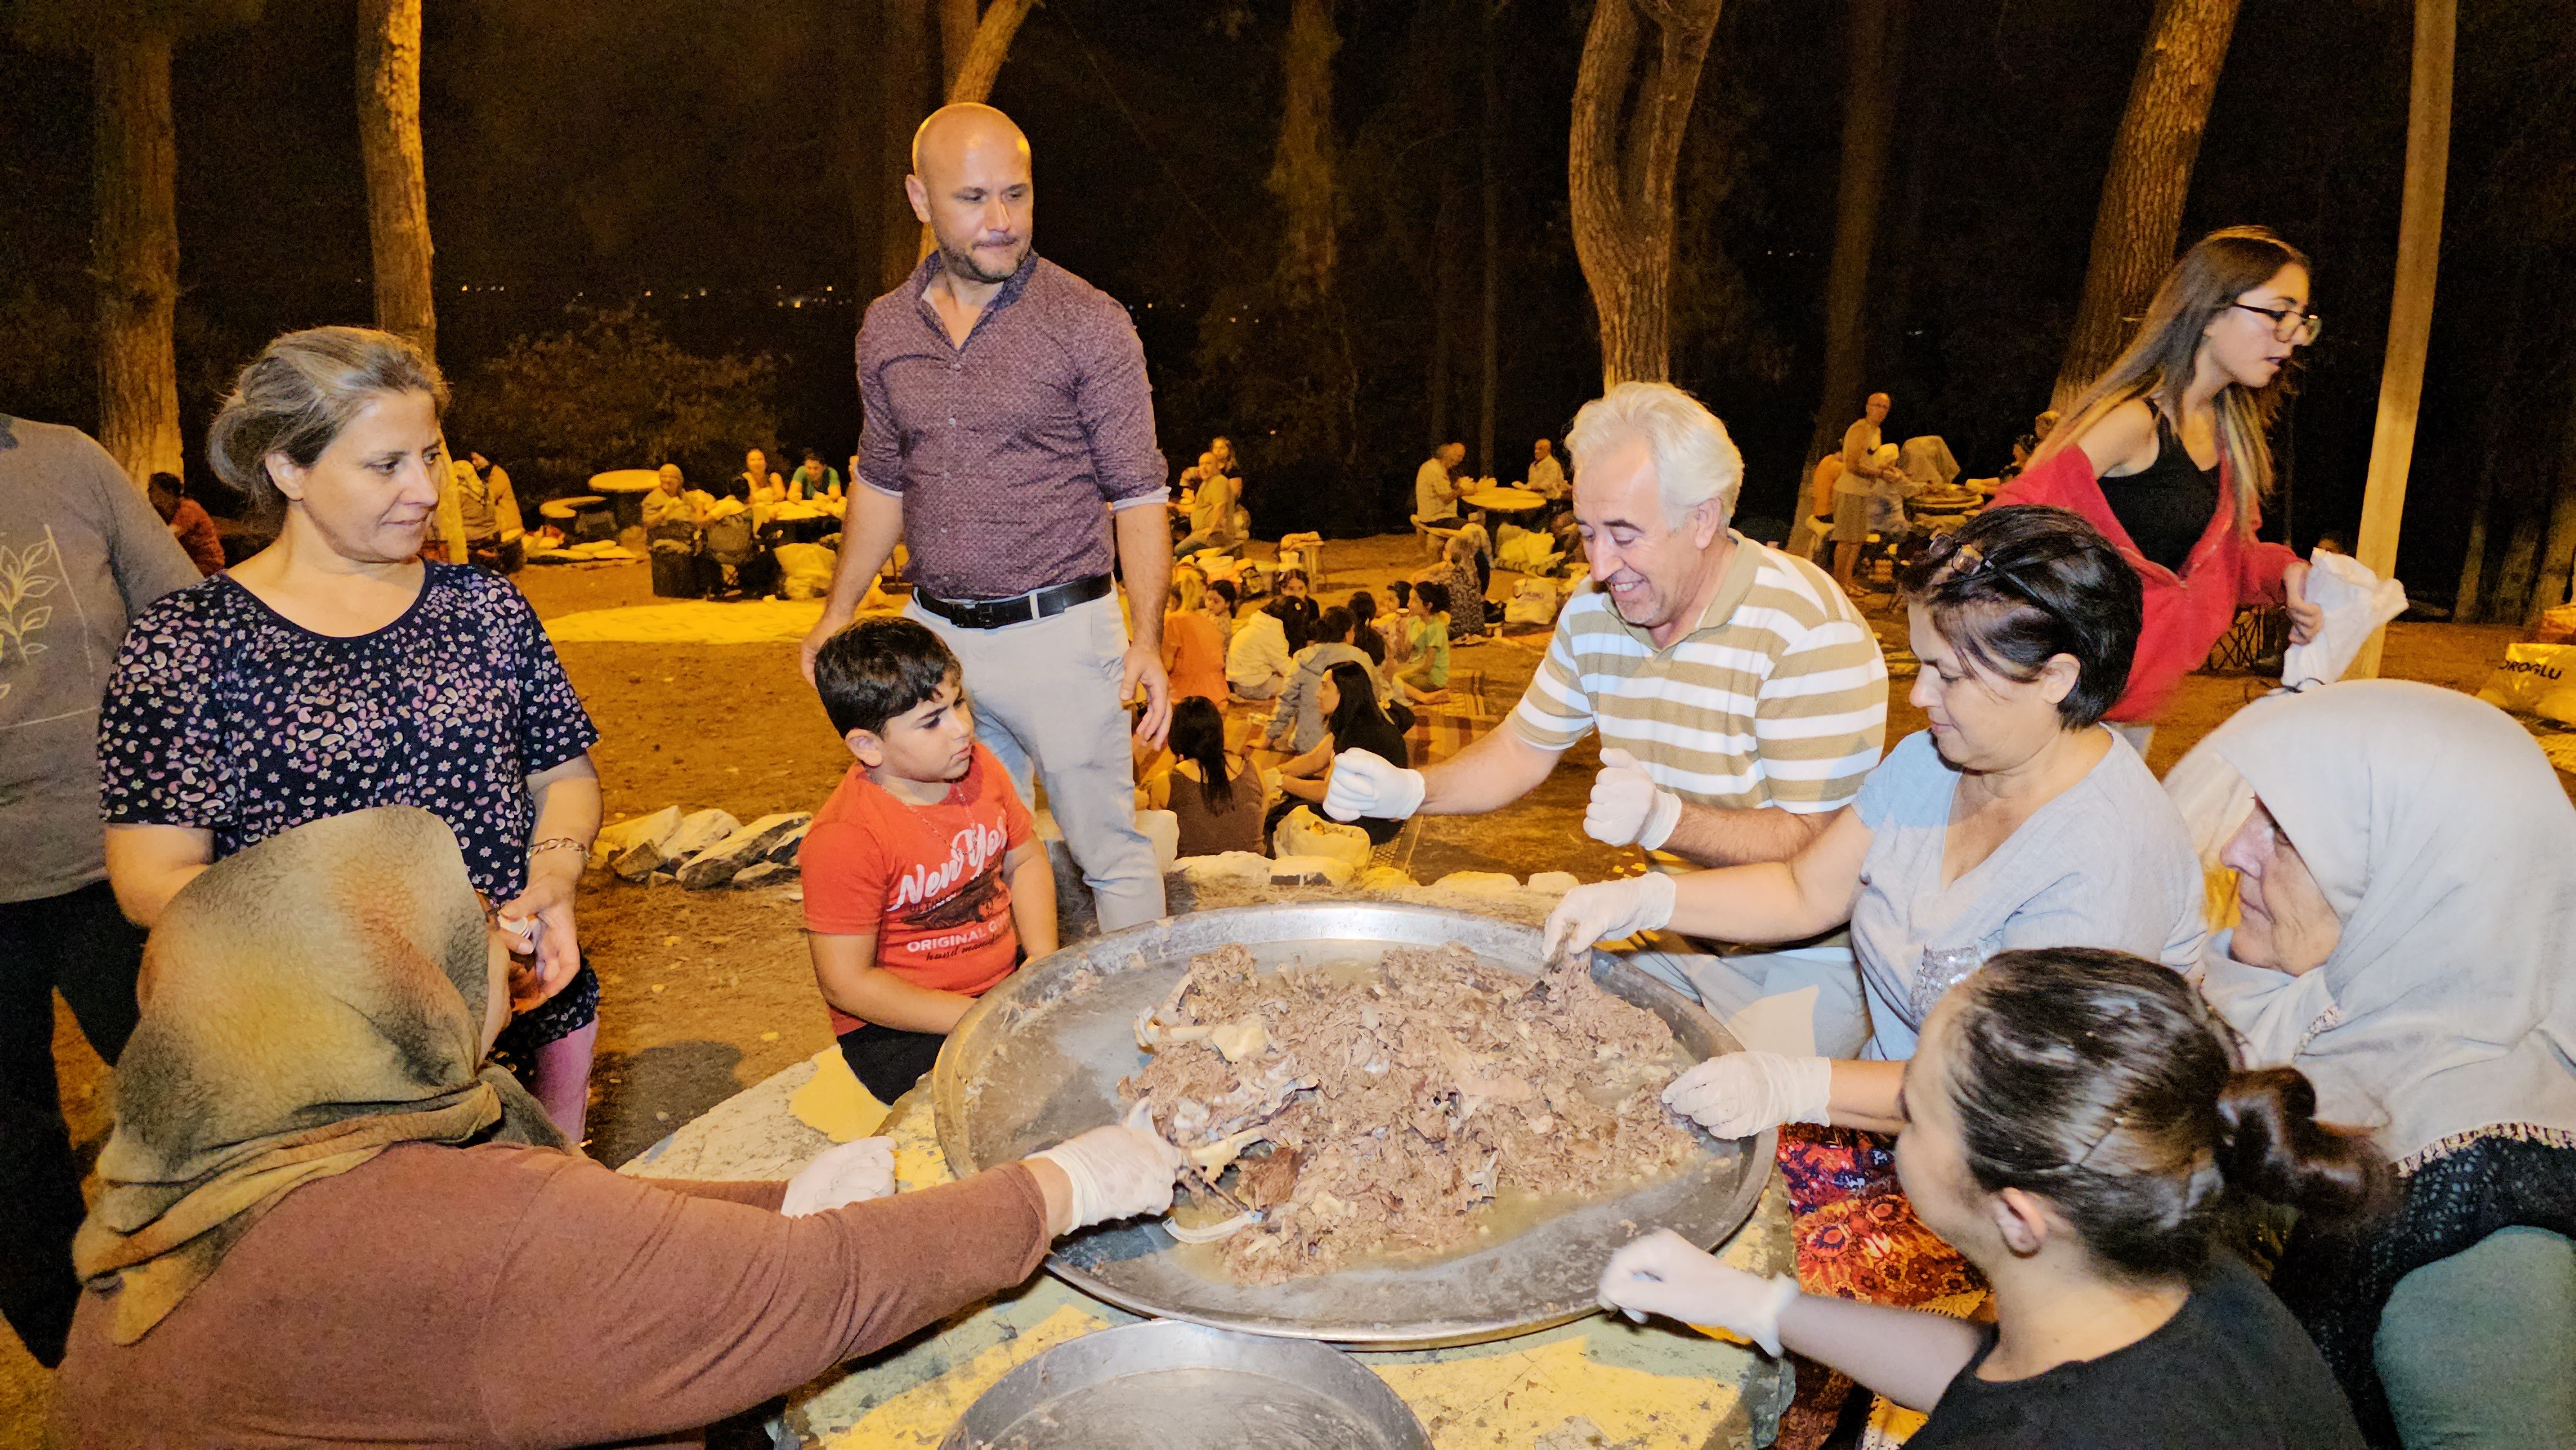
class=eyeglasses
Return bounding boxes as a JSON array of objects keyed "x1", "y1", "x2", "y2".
[{"x1": 2230, "y1": 302, "x2": 2324, "y2": 346}]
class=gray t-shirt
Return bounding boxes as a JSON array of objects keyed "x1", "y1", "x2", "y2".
[
  {"x1": 1850, "y1": 730, "x2": 2207, "y2": 1060},
  {"x1": 0, "y1": 417, "x2": 200, "y2": 901}
]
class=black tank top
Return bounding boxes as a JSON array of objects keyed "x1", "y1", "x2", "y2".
[{"x1": 2103, "y1": 411, "x2": 2220, "y2": 573}]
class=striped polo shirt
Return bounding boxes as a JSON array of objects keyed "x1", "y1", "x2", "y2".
[{"x1": 1506, "y1": 532, "x2": 1887, "y2": 813}]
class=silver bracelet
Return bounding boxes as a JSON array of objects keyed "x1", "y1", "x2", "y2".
[{"x1": 528, "y1": 836, "x2": 589, "y2": 860}]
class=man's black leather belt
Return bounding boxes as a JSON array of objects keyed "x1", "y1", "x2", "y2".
[{"x1": 915, "y1": 573, "x2": 1113, "y2": 630}]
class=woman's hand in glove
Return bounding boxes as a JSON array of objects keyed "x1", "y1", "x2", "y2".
[
  {"x1": 1598, "y1": 1229, "x2": 1803, "y2": 1354},
  {"x1": 779, "y1": 1137, "x2": 898, "y2": 1216},
  {"x1": 1662, "y1": 1051, "x2": 1833, "y2": 1138},
  {"x1": 1029, "y1": 1102, "x2": 1188, "y2": 1234},
  {"x1": 1540, "y1": 872, "x2": 1677, "y2": 963}
]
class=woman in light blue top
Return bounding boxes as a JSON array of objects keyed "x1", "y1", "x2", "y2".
[{"x1": 1546, "y1": 505, "x2": 2206, "y2": 1139}]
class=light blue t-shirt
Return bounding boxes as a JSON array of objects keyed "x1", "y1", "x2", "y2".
[{"x1": 1850, "y1": 729, "x2": 2207, "y2": 1060}]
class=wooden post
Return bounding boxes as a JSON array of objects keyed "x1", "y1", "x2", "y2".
[{"x1": 2347, "y1": 0, "x2": 2454, "y2": 679}]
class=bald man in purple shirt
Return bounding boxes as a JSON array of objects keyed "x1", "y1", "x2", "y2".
[{"x1": 804, "y1": 103, "x2": 1172, "y2": 928}]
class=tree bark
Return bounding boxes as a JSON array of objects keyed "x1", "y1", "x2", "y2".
[
  {"x1": 944, "y1": 0, "x2": 1030, "y2": 105},
  {"x1": 1568, "y1": 0, "x2": 1725, "y2": 387},
  {"x1": 2052, "y1": 0, "x2": 2243, "y2": 406},
  {"x1": 2452, "y1": 248, "x2": 2532, "y2": 622},
  {"x1": 1476, "y1": 0, "x2": 1500, "y2": 474},
  {"x1": 939, "y1": 0, "x2": 977, "y2": 97},
  {"x1": 356, "y1": 0, "x2": 436, "y2": 363},
  {"x1": 2349, "y1": 0, "x2": 2453, "y2": 676},
  {"x1": 880, "y1": 0, "x2": 933, "y2": 292},
  {"x1": 1267, "y1": 0, "x2": 1339, "y2": 306},
  {"x1": 1805, "y1": 0, "x2": 1902, "y2": 469},
  {"x1": 92, "y1": 28, "x2": 181, "y2": 487},
  {"x1": 1429, "y1": 156, "x2": 1461, "y2": 448},
  {"x1": 2527, "y1": 360, "x2": 2576, "y2": 623}
]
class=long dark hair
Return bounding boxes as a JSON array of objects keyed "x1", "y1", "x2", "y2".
[
  {"x1": 1321, "y1": 661, "x2": 1394, "y2": 748},
  {"x1": 1897, "y1": 505, "x2": 2142, "y2": 729},
  {"x1": 1166, "y1": 696, "x2": 1236, "y2": 813},
  {"x1": 1347, "y1": 592, "x2": 1385, "y2": 664},
  {"x1": 1945, "y1": 948, "x2": 2389, "y2": 1281},
  {"x1": 2036, "y1": 225, "x2": 2311, "y2": 534}
]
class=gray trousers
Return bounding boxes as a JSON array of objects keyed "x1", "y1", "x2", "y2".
[
  {"x1": 1625, "y1": 938, "x2": 1874, "y2": 1059},
  {"x1": 908, "y1": 594, "x2": 1166, "y2": 930}
]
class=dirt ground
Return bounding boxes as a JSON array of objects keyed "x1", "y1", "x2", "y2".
[{"x1": 3, "y1": 532, "x2": 2547, "y2": 1442}]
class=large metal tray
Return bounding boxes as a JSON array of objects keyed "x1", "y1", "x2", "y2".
[
  {"x1": 932, "y1": 903, "x2": 1774, "y2": 1350},
  {"x1": 940, "y1": 1319, "x2": 1430, "y2": 1449}
]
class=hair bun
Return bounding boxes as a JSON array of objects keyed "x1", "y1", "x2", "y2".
[{"x1": 2214, "y1": 1068, "x2": 2391, "y2": 1222}]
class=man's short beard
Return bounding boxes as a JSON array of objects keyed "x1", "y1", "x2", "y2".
[{"x1": 937, "y1": 233, "x2": 1027, "y2": 285}]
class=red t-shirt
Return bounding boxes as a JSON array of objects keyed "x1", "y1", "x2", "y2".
[{"x1": 801, "y1": 743, "x2": 1036, "y2": 1034}]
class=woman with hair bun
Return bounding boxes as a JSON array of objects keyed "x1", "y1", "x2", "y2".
[
  {"x1": 2175, "y1": 681, "x2": 2576, "y2": 1447},
  {"x1": 1600, "y1": 946, "x2": 2380, "y2": 1448},
  {"x1": 1996, "y1": 226, "x2": 2327, "y2": 751}
]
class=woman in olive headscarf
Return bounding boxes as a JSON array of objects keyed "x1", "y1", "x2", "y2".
[{"x1": 53, "y1": 807, "x2": 1182, "y2": 1448}]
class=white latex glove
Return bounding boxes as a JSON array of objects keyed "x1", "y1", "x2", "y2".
[
  {"x1": 1321, "y1": 749, "x2": 1426, "y2": 823},
  {"x1": 1585, "y1": 749, "x2": 1684, "y2": 851},
  {"x1": 1540, "y1": 872, "x2": 1677, "y2": 963},
  {"x1": 1662, "y1": 1051, "x2": 1833, "y2": 1138},
  {"x1": 779, "y1": 1137, "x2": 898, "y2": 1217},
  {"x1": 1598, "y1": 1229, "x2": 1802, "y2": 1354},
  {"x1": 1029, "y1": 1101, "x2": 1188, "y2": 1232}
]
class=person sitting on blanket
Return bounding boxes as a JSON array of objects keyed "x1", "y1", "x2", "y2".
[
  {"x1": 1599, "y1": 947, "x2": 2378, "y2": 1450},
  {"x1": 2174, "y1": 680, "x2": 2576, "y2": 1449},
  {"x1": 1541, "y1": 505, "x2": 2206, "y2": 1106}
]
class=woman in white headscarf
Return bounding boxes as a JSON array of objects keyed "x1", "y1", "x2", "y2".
[{"x1": 2172, "y1": 680, "x2": 2576, "y2": 1449}]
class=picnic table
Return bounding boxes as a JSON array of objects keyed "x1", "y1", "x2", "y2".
[
  {"x1": 589, "y1": 469, "x2": 662, "y2": 531},
  {"x1": 1461, "y1": 485, "x2": 1548, "y2": 516},
  {"x1": 623, "y1": 1051, "x2": 1797, "y2": 1449}
]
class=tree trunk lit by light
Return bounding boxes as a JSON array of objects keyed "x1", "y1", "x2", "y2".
[
  {"x1": 1806, "y1": 0, "x2": 1902, "y2": 472},
  {"x1": 1268, "y1": 0, "x2": 1339, "y2": 306},
  {"x1": 881, "y1": 0, "x2": 933, "y2": 290},
  {"x1": 939, "y1": 0, "x2": 978, "y2": 97},
  {"x1": 2052, "y1": 0, "x2": 2242, "y2": 408},
  {"x1": 1568, "y1": 0, "x2": 1723, "y2": 387},
  {"x1": 357, "y1": 0, "x2": 437, "y2": 363},
  {"x1": 1477, "y1": 0, "x2": 1499, "y2": 474},
  {"x1": 2350, "y1": 0, "x2": 2454, "y2": 673},
  {"x1": 914, "y1": 0, "x2": 1032, "y2": 263},
  {"x1": 93, "y1": 28, "x2": 182, "y2": 487}
]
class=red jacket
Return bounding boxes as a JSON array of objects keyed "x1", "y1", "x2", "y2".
[{"x1": 1994, "y1": 444, "x2": 2297, "y2": 723}]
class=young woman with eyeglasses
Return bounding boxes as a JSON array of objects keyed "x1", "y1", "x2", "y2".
[{"x1": 1996, "y1": 226, "x2": 2327, "y2": 754}]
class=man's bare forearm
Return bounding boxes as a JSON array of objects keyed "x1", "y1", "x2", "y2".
[
  {"x1": 1659, "y1": 803, "x2": 1839, "y2": 868},
  {"x1": 819, "y1": 489, "x2": 907, "y2": 621},
  {"x1": 1110, "y1": 504, "x2": 1169, "y2": 649},
  {"x1": 1416, "y1": 728, "x2": 1560, "y2": 816}
]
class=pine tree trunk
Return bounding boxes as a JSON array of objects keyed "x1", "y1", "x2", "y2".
[
  {"x1": 2527, "y1": 361, "x2": 2576, "y2": 623},
  {"x1": 943, "y1": 0, "x2": 1029, "y2": 104},
  {"x1": 939, "y1": 0, "x2": 977, "y2": 96},
  {"x1": 1476, "y1": 0, "x2": 1500, "y2": 475},
  {"x1": 2348, "y1": 0, "x2": 2454, "y2": 677},
  {"x1": 1568, "y1": 0, "x2": 1725, "y2": 387},
  {"x1": 1267, "y1": 0, "x2": 1338, "y2": 306},
  {"x1": 2452, "y1": 249, "x2": 2533, "y2": 622},
  {"x1": 2052, "y1": 0, "x2": 2243, "y2": 406},
  {"x1": 880, "y1": 0, "x2": 933, "y2": 291},
  {"x1": 1806, "y1": 0, "x2": 1902, "y2": 469},
  {"x1": 357, "y1": 0, "x2": 437, "y2": 362},
  {"x1": 92, "y1": 29, "x2": 181, "y2": 488}
]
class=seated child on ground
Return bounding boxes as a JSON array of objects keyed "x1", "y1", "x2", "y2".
[{"x1": 802, "y1": 619, "x2": 1059, "y2": 1104}]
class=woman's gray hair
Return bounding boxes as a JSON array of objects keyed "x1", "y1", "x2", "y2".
[
  {"x1": 206, "y1": 326, "x2": 448, "y2": 510},
  {"x1": 1564, "y1": 382, "x2": 1743, "y2": 527}
]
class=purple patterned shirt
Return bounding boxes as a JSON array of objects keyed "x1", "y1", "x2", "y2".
[{"x1": 855, "y1": 252, "x2": 1169, "y2": 600}]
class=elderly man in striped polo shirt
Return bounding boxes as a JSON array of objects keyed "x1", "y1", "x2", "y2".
[{"x1": 1327, "y1": 382, "x2": 1888, "y2": 1055}]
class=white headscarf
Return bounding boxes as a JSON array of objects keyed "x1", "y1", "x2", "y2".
[{"x1": 2179, "y1": 680, "x2": 2576, "y2": 1169}]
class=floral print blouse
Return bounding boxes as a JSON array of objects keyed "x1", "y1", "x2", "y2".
[{"x1": 98, "y1": 564, "x2": 599, "y2": 902}]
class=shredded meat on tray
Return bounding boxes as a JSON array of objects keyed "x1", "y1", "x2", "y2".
[{"x1": 1120, "y1": 942, "x2": 1699, "y2": 1283}]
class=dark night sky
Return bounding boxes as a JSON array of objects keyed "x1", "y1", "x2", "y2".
[{"x1": 5, "y1": 0, "x2": 2575, "y2": 599}]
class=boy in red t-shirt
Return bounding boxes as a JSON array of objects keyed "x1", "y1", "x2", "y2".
[{"x1": 804, "y1": 619, "x2": 1059, "y2": 1102}]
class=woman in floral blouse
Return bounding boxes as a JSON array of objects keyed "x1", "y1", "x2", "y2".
[{"x1": 100, "y1": 327, "x2": 605, "y2": 1139}]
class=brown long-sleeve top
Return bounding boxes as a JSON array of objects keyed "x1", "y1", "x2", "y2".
[{"x1": 51, "y1": 1141, "x2": 1051, "y2": 1448}]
